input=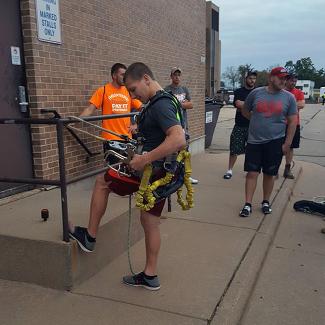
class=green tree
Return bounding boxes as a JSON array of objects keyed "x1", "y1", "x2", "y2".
[
  {"x1": 286, "y1": 57, "x2": 325, "y2": 88},
  {"x1": 314, "y1": 68, "x2": 325, "y2": 88},
  {"x1": 222, "y1": 66, "x2": 240, "y2": 90},
  {"x1": 294, "y1": 57, "x2": 317, "y2": 80},
  {"x1": 255, "y1": 70, "x2": 268, "y2": 87},
  {"x1": 237, "y1": 64, "x2": 255, "y2": 86},
  {"x1": 284, "y1": 60, "x2": 296, "y2": 74}
]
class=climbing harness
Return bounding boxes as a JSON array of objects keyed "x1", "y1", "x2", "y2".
[
  {"x1": 133, "y1": 90, "x2": 194, "y2": 210},
  {"x1": 135, "y1": 149, "x2": 194, "y2": 211},
  {"x1": 67, "y1": 91, "x2": 194, "y2": 212}
]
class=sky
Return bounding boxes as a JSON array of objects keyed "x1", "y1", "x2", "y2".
[{"x1": 211, "y1": 0, "x2": 325, "y2": 74}]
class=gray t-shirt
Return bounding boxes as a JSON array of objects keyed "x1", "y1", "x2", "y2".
[
  {"x1": 164, "y1": 84, "x2": 191, "y2": 130},
  {"x1": 138, "y1": 92, "x2": 181, "y2": 152},
  {"x1": 245, "y1": 87, "x2": 297, "y2": 144}
]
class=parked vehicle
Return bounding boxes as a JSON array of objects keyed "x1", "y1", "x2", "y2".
[{"x1": 215, "y1": 88, "x2": 234, "y2": 105}]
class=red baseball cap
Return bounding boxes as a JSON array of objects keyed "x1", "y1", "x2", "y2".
[{"x1": 270, "y1": 67, "x2": 289, "y2": 78}]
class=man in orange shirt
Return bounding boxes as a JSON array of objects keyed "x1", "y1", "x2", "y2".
[
  {"x1": 284, "y1": 74, "x2": 305, "y2": 179},
  {"x1": 69, "y1": 63, "x2": 142, "y2": 252}
]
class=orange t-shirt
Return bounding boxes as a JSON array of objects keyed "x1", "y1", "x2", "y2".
[{"x1": 90, "y1": 83, "x2": 142, "y2": 140}]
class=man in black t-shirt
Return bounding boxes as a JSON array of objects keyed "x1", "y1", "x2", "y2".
[
  {"x1": 223, "y1": 71, "x2": 257, "y2": 179},
  {"x1": 122, "y1": 62, "x2": 186, "y2": 291}
]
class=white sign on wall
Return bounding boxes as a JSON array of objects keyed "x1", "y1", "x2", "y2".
[
  {"x1": 11, "y1": 46, "x2": 21, "y2": 65},
  {"x1": 35, "y1": 0, "x2": 62, "y2": 44}
]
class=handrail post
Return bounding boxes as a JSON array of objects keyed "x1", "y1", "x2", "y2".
[{"x1": 56, "y1": 120, "x2": 69, "y2": 242}]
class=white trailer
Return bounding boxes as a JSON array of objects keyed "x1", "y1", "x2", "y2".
[{"x1": 295, "y1": 80, "x2": 315, "y2": 99}]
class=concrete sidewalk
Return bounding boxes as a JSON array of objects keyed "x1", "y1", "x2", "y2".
[
  {"x1": 240, "y1": 162, "x2": 325, "y2": 325},
  {"x1": 1, "y1": 103, "x2": 325, "y2": 324},
  {"x1": 0, "y1": 152, "x2": 304, "y2": 325}
]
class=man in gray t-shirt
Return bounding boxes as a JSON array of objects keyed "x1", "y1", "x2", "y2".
[
  {"x1": 238, "y1": 67, "x2": 297, "y2": 218},
  {"x1": 165, "y1": 67, "x2": 199, "y2": 184},
  {"x1": 245, "y1": 86, "x2": 297, "y2": 144},
  {"x1": 164, "y1": 67, "x2": 192, "y2": 131}
]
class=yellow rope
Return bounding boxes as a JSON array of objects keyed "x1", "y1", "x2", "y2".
[
  {"x1": 176, "y1": 151, "x2": 194, "y2": 210},
  {"x1": 135, "y1": 164, "x2": 155, "y2": 210},
  {"x1": 135, "y1": 150, "x2": 194, "y2": 211}
]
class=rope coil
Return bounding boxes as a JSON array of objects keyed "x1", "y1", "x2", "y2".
[{"x1": 135, "y1": 150, "x2": 194, "y2": 211}]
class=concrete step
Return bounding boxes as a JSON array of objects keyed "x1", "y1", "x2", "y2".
[{"x1": 0, "y1": 177, "x2": 144, "y2": 290}]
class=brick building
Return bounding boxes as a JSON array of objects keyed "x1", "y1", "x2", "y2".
[
  {"x1": 206, "y1": 1, "x2": 221, "y2": 97},
  {"x1": 1, "y1": 0, "x2": 211, "y2": 197}
]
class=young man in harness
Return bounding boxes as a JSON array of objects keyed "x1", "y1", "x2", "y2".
[{"x1": 122, "y1": 62, "x2": 186, "y2": 290}]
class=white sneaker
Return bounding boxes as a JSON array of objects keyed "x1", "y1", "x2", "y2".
[{"x1": 189, "y1": 177, "x2": 199, "y2": 184}]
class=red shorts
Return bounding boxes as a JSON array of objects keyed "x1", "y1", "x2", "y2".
[{"x1": 105, "y1": 168, "x2": 166, "y2": 217}]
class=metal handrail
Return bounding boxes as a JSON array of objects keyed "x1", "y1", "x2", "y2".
[
  {"x1": 0, "y1": 112, "x2": 138, "y2": 242},
  {"x1": 0, "y1": 113, "x2": 138, "y2": 125}
]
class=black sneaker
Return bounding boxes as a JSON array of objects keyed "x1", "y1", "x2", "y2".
[
  {"x1": 69, "y1": 226, "x2": 95, "y2": 252},
  {"x1": 123, "y1": 272, "x2": 160, "y2": 291},
  {"x1": 223, "y1": 172, "x2": 232, "y2": 179},
  {"x1": 261, "y1": 201, "x2": 272, "y2": 214},
  {"x1": 239, "y1": 204, "x2": 251, "y2": 217}
]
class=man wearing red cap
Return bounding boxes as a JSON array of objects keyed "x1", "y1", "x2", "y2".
[
  {"x1": 284, "y1": 74, "x2": 305, "y2": 179},
  {"x1": 239, "y1": 67, "x2": 297, "y2": 217}
]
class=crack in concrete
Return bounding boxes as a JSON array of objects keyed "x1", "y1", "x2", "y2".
[
  {"x1": 165, "y1": 215, "x2": 259, "y2": 231},
  {"x1": 300, "y1": 109, "x2": 321, "y2": 131},
  {"x1": 70, "y1": 291, "x2": 208, "y2": 323}
]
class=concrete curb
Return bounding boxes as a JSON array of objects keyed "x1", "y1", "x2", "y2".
[
  {"x1": 210, "y1": 165, "x2": 303, "y2": 325},
  {"x1": 0, "y1": 207, "x2": 144, "y2": 290}
]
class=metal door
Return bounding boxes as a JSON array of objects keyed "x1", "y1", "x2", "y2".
[{"x1": 0, "y1": 0, "x2": 34, "y2": 198}]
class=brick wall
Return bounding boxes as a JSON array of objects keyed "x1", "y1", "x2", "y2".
[{"x1": 20, "y1": 0, "x2": 206, "y2": 179}]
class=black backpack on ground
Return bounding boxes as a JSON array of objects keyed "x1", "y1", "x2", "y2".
[{"x1": 293, "y1": 200, "x2": 325, "y2": 216}]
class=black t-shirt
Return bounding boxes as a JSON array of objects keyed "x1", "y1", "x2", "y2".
[
  {"x1": 234, "y1": 87, "x2": 254, "y2": 127},
  {"x1": 139, "y1": 91, "x2": 181, "y2": 152}
]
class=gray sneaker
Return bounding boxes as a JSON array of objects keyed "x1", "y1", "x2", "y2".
[
  {"x1": 123, "y1": 272, "x2": 160, "y2": 291},
  {"x1": 69, "y1": 226, "x2": 95, "y2": 253}
]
